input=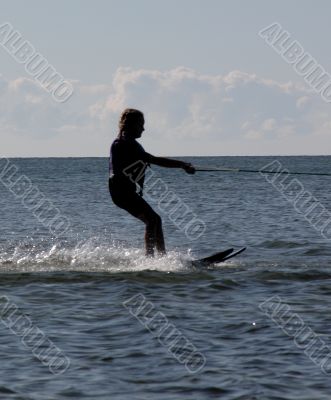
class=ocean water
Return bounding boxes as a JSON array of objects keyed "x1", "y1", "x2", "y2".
[{"x1": 0, "y1": 156, "x2": 331, "y2": 400}]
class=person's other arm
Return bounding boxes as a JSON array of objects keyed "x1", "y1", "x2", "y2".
[{"x1": 147, "y1": 155, "x2": 195, "y2": 174}]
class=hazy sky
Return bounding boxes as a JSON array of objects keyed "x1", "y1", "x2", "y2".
[{"x1": 1, "y1": 0, "x2": 331, "y2": 156}]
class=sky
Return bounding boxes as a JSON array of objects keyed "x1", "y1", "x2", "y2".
[{"x1": 0, "y1": 0, "x2": 331, "y2": 156}]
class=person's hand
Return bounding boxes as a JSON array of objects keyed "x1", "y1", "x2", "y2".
[{"x1": 183, "y1": 162, "x2": 195, "y2": 174}]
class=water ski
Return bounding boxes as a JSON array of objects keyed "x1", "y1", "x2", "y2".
[{"x1": 190, "y1": 247, "x2": 246, "y2": 267}]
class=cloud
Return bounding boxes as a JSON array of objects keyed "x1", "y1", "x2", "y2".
[{"x1": 0, "y1": 67, "x2": 330, "y2": 156}]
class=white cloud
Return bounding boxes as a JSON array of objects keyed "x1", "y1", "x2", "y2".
[
  {"x1": 0, "y1": 67, "x2": 329, "y2": 156},
  {"x1": 244, "y1": 130, "x2": 264, "y2": 140},
  {"x1": 261, "y1": 118, "x2": 276, "y2": 131},
  {"x1": 296, "y1": 96, "x2": 310, "y2": 109}
]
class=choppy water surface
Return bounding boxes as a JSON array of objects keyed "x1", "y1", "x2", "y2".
[{"x1": 0, "y1": 156, "x2": 330, "y2": 400}]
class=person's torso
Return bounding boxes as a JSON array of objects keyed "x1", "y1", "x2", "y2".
[{"x1": 109, "y1": 136, "x2": 148, "y2": 192}]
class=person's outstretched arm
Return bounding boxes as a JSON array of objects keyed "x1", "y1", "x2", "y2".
[{"x1": 148, "y1": 155, "x2": 195, "y2": 174}]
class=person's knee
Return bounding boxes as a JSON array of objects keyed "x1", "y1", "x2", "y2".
[{"x1": 147, "y1": 211, "x2": 162, "y2": 227}]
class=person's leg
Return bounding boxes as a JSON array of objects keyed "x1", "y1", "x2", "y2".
[
  {"x1": 155, "y1": 216, "x2": 166, "y2": 255},
  {"x1": 136, "y1": 210, "x2": 166, "y2": 257},
  {"x1": 109, "y1": 184, "x2": 166, "y2": 257},
  {"x1": 136, "y1": 212, "x2": 156, "y2": 257}
]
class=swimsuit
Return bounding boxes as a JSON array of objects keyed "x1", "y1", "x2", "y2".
[{"x1": 109, "y1": 136, "x2": 154, "y2": 218}]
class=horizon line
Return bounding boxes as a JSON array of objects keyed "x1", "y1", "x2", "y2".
[{"x1": 1, "y1": 154, "x2": 331, "y2": 159}]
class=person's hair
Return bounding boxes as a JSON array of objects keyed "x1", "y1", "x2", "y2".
[{"x1": 118, "y1": 108, "x2": 144, "y2": 138}]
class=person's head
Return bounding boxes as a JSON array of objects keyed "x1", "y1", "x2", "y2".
[{"x1": 118, "y1": 108, "x2": 145, "y2": 139}]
